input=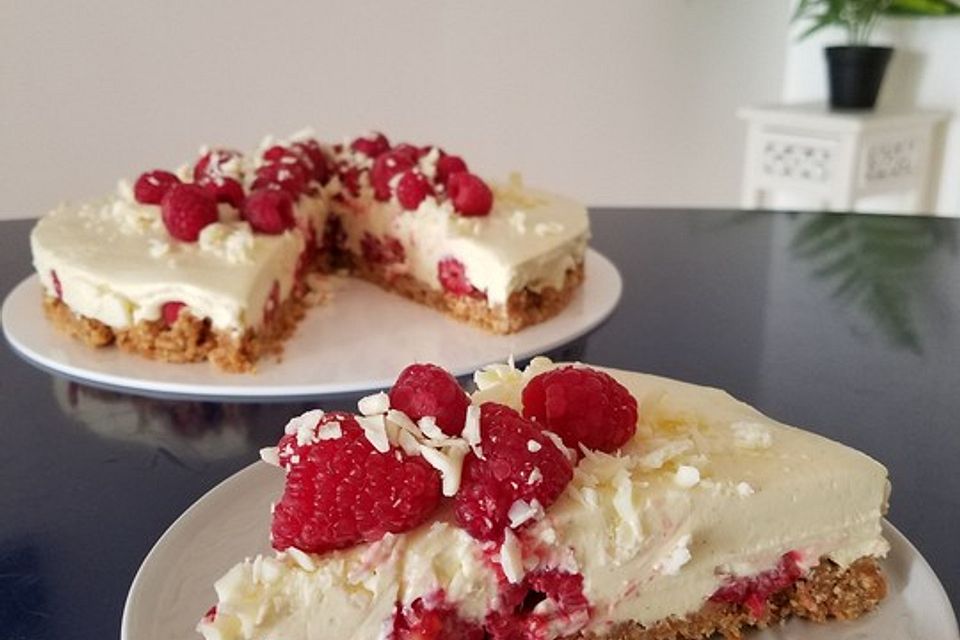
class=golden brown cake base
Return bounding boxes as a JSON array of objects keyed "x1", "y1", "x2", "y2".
[
  {"x1": 353, "y1": 260, "x2": 585, "y2": 334},
  {"x1": 42, "y1": 292, "x2": 308, "y2": 373},
  {"x1": 579, "y1": 557, "x2": 886, "y2": 640}
]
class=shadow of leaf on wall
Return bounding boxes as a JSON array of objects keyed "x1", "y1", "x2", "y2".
[{"x1": 791, "y1": 213, "x2": 952, "y2": 352}]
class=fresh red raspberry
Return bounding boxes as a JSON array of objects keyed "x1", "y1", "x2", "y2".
[
  {"x1": 262, "y1": 144, "x2": 301, "y2": 164},
  {"x1": 396, "y1": 171, "x2": 434, "y2": 210},
  {"x1": 392, "y1": 595, "x2": 484, "y2": 640},
  {"x1": 193, "y1": 149, "x2": 243, "y2": 183},
  {"x1": 437, "y1": 257, "x2": 483, "y2": 298},
  {"x1": 252, "y1": 161, "x2": 309, "y2": 199},
  {"x1": 271, "y1": 412, "x2": 442, "y2": 553},
  {"x1": 361, "y1": 232, "x2": 406, "y2": 265},
  {"x1": 161, "y1": 301, "x2": 185, "y2": 326},
  {"x1": 710, "y1": 551, "x2": 804, "y2": 619},
  {"x1": 485, "y1": 570, "x2": 590, "y2": 640},
  {"x1": 389, "y1": 363, "x2": 470, "y2": 436},
  {"x1": 435, "y1": 155, "x2": 468, "y2": 186},
  {"x1": 134, "y1": 170, "x2": 181, "y2": 205},
  {"x1": 454, "y1": 403, "x2": 573, "y2": 541},
  {"x1": 391, "y1": 143, "x2": 423, "y2": 164},
  {"x1": 446, "y1": 172, "x2": 493, "y2": 217},
  {"x1": 198, "y1": 176, "x2": 245, "y2": 209},
  {"x1": 371, "y1": 150, "x2": 416, "y2": 201},
  {"x1": 338, "y1": 166, "x2": 362, "y2": 197},
  {"x1": 522, "y1": 366, "x2": 638, "y2": 453},
  {"x1": 292, "y1": 139, "x2": 331, "y2": 184},
  {"x1": 160, "y1": 183, "x2": 218, "y2": 242},
  {"x1": 242, "y1": 188, "x2": 295, "y2": 234},
  {"x1": 350, "y1": 132, "x2": 390, "y2": 158},
  {"x1": 262, "y1": 145, "x2": 316, "y2": 182}
]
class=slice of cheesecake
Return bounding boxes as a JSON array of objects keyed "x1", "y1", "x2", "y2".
[{"x1": 197, "y1": 358, "x2": 889, "y2": 639}]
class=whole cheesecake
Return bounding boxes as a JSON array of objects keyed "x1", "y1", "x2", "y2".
[
  {"x1": 197, "y1": 357, "x2": 889, "y2": 639},
  {"x1": 30, "y1": 132, "x2": 589, "y2": 372}
]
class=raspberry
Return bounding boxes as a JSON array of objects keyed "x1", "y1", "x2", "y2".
[
  {"x1": 161, "y1": 301, "x2": 185, "y2": 326},
  {"x1": 350, "y1": 132, "x2": 390, "y2": 158},
  {"x1": 134, "y1": 170, "x2": 181, "y2": 205},
  {"x1": 522, "y1": 366, "x2": 637, "y2": 454},
  {"x1": 262, "y1": 145, "x2": 315, "y2": 181},
  {"x1": 271, "y1": 412, "x2": 442, "y2": 553},
  {"x1": 395, "y1": 171, "x2": 433, "y2": 210},
  {"x1": 446, "y1": 172, "x2": 493, "y2": 217},
  {"x1": 242, "y1": 188, "x2": 295, "y2": 234},
  {"x1": 198, "y1": 176, "x2": 245, "y2": 209},
  {"x1": 252, "y1": 161, "x2": 309, "y2": 198},
  {"x1": 160, "y1": 183, "x2": 218, "y2": 242},
  {"x1": 485, "y1": 570, "x2": 590, "y2": 640},
  {"x1": 392, "y1": 596, "x2": 484, "y2": 640},
  {"x1": 391, "y1": 143, "x2": 423, "y2": 164},
  {"x1": 454, "y1": 403, "x2": 573, "y2": 541},
  {"x1": 389, "y1": 363, "x2": 470, "y2": 436},
  {"x1": 262, "y1": 144, "x2": 301, "y2": 164},
  {"x1": 435, "y1": 154, "x2": 467, "y2": 186},
  {"x1": 292, "y1": 139, "x2": 331, "y2": 184},
  {"x1": 710, "y1": 551, "x2": 804, "y2": 619},
  {"x1": 361, "y1": 232, "x2": 406, "y2": 265},
  {"x1": 437, "y1": 257, "x2": 483, "y2": 298},
  {"x1": 51, "y1": 270, "x2": 63, "y2": 299},
  {"x1": 193, "y1": 149, "x2": 243, "y2": 183},
  {"x1": 339, "y1": 166, "x2": 362, "y2": 197},
  {"x1": 371, "y1": 150, "x2": 416, "y2": 201}
]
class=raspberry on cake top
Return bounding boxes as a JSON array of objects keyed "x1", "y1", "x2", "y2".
[
  {"x1": 197, "y1": 357, "x2": 889, "y2": 640},
  {"x1": 30, "y1": 131, "x2": 590, "y2": 371}
]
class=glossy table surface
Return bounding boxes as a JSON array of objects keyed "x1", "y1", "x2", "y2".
[{"x1": 1, "y1": 209, "x2": 958, "y2": 639}]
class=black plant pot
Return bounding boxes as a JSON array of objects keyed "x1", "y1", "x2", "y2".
[{"x1": 825, "y1": 46, "x2": 893, "y2": 110}]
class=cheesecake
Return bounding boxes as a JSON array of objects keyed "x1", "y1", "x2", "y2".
[
  {"x1": 30, "y1": 132, "x2": 589, "y2": 372},
  {"x1": 196, "y1": 357, "x2": 889, "y2": 639}
]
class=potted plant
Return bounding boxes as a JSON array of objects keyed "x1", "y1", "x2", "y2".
[{"x1": 793, "y1": 0, "x2": 960, "y2": 110}]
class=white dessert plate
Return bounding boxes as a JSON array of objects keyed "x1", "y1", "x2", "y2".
[
  {"x1": 2, "y1": 249, "x2": 620, "y2": 400},
  {"x1": 122, "y1": 460, "x2": 959, "y2": 640}
]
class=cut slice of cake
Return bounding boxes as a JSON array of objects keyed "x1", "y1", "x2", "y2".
[
  {"x1": 197, "y1": 357, "x2": 889, "y2": 639},
  {"x1": 30, "y1": 131, "x2": 589, "y2": 372}
]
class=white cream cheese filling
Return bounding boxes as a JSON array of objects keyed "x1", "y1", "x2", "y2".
[
  {"x1": 332, "y1": 178, "x2": 589, "y2": 307},
  {"x1": 30, "y1": 187, "x2": 323, "y2": 333}
]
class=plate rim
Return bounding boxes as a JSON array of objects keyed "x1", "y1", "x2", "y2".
[
  {"x1": 121, "y1": 460, "x2": 960, "y2": 640},
  {"x1": 2, "y1": 248, "x2": 621, "y2": 400}
]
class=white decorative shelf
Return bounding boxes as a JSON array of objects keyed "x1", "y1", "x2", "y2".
[{"x1": 739, "y1": 103, "x2": 948, "y2": 214}]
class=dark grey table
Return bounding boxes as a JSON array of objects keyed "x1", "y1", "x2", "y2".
[{"x1": 1, "y1": 209, "x2": 958, "y2": 639}]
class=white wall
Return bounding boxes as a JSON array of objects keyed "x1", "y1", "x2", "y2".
[
  {"x1": 783, "y1": 18, "x2": 960, "y2": 215},
  {"x1": 0, "y1": 1, "x2": 791, "y2": 219}
]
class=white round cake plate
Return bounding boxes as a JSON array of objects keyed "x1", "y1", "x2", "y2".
[
  {"x1": 122, "y1": 460, "x2": 959, "y2": 640},
  {"x1": 2, "y1": 249, "x2": 620, "y2": 400}
]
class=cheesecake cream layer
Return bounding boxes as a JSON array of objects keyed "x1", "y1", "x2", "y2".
[
  {"x1": 198, "y1": 360, "x2": 888, "y2": 640},
  {"x1": 30, "y1": 187, "x2": 323, "y2": 333},
  {"x1": 333, "y1": 176, "x2": 590, "y2": 307}
]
